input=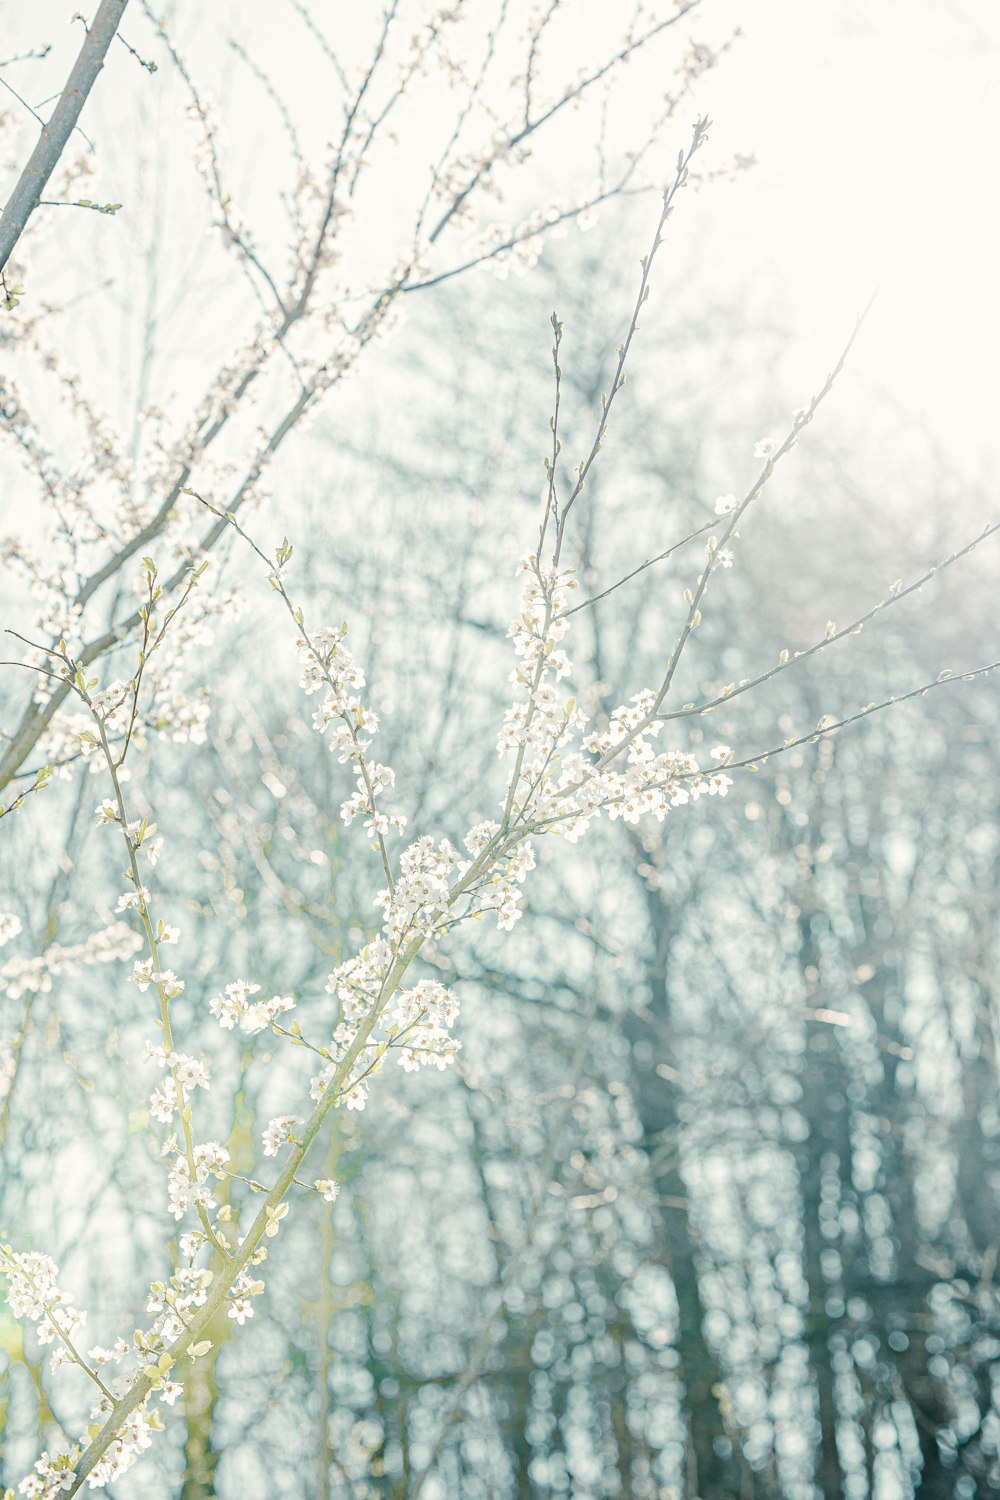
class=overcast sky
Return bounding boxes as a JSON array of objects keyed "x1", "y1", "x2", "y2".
[{"x1": 3, "y1": 0, "x2": 999, "y2": 479}]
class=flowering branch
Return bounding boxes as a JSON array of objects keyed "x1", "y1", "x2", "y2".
[
  {"x1": 653, "y1": 518, "x2": 1000, "y2": 725},
  {"x1": 186, "y1": 494, "x2": 403, "y2": 896}
]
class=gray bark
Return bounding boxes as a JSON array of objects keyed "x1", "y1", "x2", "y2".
[{"x1": 0, "y1": 0, "x2": 130, "y2": 274}]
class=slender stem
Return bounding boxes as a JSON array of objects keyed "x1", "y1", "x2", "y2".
[
  {"x1": 64, "y1": 787, "x2": 536, "y2": 1491},
  {"x1": 655, "y1": 519, "x2": 1000, "y2": 725},
  {"x1": 92, "y1": 712, "x2": 232, "y2": 1262},
  {"x1": 64, "y1": 929, "x2": 421, "y2": 1494},
  {"x1": 190, "y1": 495, "x2": 398, "y2": 898},
  {"x1": 563, "y1": 519, "x2": 715, "y2": 618},
  {"x1": 649, "y1": 300, "x2": 875, "y2": 719},
  {"x1": 498, "y1": 124, "x2": 709, "y2": 832},
  {"x1": 0, "y1": 1249, "x2": 115, "y2": 1403},
  {"x1": 530, "y1": 657, "x2": 1000, "y2": 835},
  {"x1": 41, "y1": 1301, "x2": 116, "y2": 1404}
]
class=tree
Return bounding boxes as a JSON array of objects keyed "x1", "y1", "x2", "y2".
[{"x1": 1, "y1": 6, "x2": 997, "y2": 1498}]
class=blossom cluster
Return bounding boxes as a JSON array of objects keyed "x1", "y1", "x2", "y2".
[
  {"x1": 3, "y1": 1248, "x2": 71, "y2": 1330},
  {"x1": 497, "y1": 558, "x2": 582, "y2": 814},
  {"x1": 144, "y1": 1044, "x2": 211, "y2": 1124},
  {"x1": 79, "y1": 1251, "x2": 221, "y2": 1486},
  {"x1": 10, "y1": 545, "x2": 224, "y2": 779},
  {"x1": 0, "y1": 911, "x2": 22, "y2": 946},
  {"x1": 0, "y1": 921, "x2": 142, "y2": 1002},
  {"x1": 262, "y1": 1115, "x2": 299, "y2": 1157},
  {"x1": 462, "y1": 821, "x2": 536, "y2": 929},
  {"x1": 128, "y1": 958, "x2": 185, "y2": 999},
  {"x1": 72, "y1": 1220, "x2": 268, "y2": 1489},
  {"x1": 299, "y1": 626, "x2": 406, "y2": 841},
  {"x1": 208, "y1": 979, "x2": 295, "y2": 1034},
  {"x1": 496, "y1": 557, "x2": 732, "y2": 840},
  {"x1": 390, "y1": 980, "x2": 460, "y2": 1072},
  {"x1": 160, "y1": 1136, "x2": 230, "y2": 1222},
  {"x1": 13, "y1": 1450, "x2": 78, "y2": 1498},
  {"x1": 0, "y1": 1249, "x2": 86, "y2": 1495},
  {"x1": 281, "y1": 841, "x2": 473, "y2": 1111}
]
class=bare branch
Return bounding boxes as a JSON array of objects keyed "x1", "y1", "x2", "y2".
[{"x1": 0, "y1": 0, "x2": 131, "y2": 275}]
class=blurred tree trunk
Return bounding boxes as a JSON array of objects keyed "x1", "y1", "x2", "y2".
[
  {"x1": 180, "y1": 1339, "x2": 221, "y2": 1500},
  {"x1": 625, "y1": 887, "x2": 745, "y2": 1499},
  {"x1": 789, "y1": 775, "x2": 849, "y2": 1500}
]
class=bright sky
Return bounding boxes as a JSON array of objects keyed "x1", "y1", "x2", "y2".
[
  {"x1": 2, "y1": 0, "x2": 999, "y2": 476},
  {"x1": 701, "y1": 0, "x2": 1000, "y2": 468}
]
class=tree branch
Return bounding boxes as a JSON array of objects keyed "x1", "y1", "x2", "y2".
[{"x1": 0, "y1": 0, "x2": 131, "y2": 275}]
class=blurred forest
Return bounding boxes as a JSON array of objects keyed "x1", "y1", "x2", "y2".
[{"x1": 1, "y1": 4, "x2": 999, "y2": 1499}]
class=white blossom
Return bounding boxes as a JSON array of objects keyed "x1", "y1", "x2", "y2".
[
  {"x1": 262, "y1": 1115, "x2": 299, "y2": 1156},
  {"x1": 0, "y1": 911, "x2": 22, "y2": 947},
  {"x1": 209, "y1": 980, "x2": 293, "y2": 1033}
]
